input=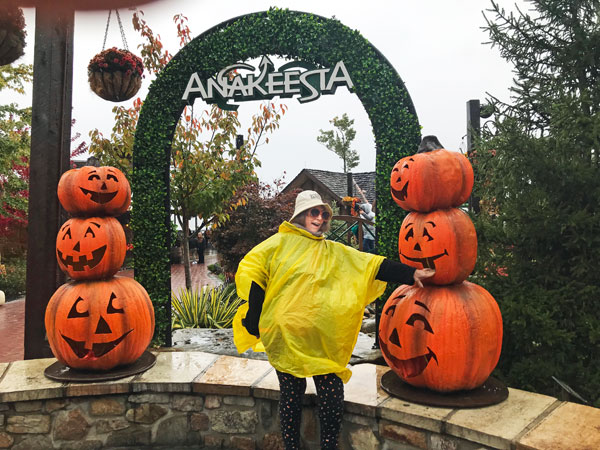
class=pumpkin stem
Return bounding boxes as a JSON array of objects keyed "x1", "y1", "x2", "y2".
[{"x1": 417, "y1": 135, "x2": 444, "y2": 153}]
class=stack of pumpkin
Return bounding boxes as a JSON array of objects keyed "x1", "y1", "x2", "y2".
[
  {"x1": 380, "y1": 144, "x2": 503, "y2": 392},
  {"x1": 45, "y1": 166, "x2": 154, "y2": 371}
]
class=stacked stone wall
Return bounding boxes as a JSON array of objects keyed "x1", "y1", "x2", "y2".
[{"x1": 1, "y1": 354, "x2": 598, "y2": 449}]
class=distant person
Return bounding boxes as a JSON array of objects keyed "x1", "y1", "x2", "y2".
[{"x1": 359, "y1": 202, "x2": 376, "y2": 253}]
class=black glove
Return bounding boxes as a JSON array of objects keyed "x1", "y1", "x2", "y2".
[
  {"x1": 242, "y1": 317, "x2": 260, "y2": 338},
  {"x1": 242, "y1": 281, "x2": 264, "y2": 338}
]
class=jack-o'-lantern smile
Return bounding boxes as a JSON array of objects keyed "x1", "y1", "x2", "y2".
[
  {"x1": 379, "y1": 342, "x2": 438, "y2": 378},
  {"x1": 401, "y1": 250, "x2": 448, "y2": 270},
  {"x1": 61, "y1": 329, "x2": 133, "y2": 360},
  {"x1": 391, "y1": 180, "x2": 408, "y2": 201},
  {"x1": 57, "y1": 245, "x2": 107, "y2": 272},
  {"x1": 79, "y1": 187, "x2": 118, "y2": 204}
]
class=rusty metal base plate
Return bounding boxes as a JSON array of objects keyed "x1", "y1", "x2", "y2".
[
  {"x1": 44, "y1": 351, "x2": 156, "y2": 383},
  {"x1": 380, "y1": 370, "x2": 509, "y2": 408}
]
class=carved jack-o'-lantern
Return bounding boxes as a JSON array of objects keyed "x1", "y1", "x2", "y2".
[
  {"x1": 390, "y1": 149, "x2": 474, "y2": 212},
  {"x1": 379, "y1": 282, "x2": 502, "y2": 392},
  {"x1": 58, "y1": 166, "x2": 131, "y2": 216},
  {"x1": 45, "y1": 276, "x2": 155, "y2": 371},
  {"x1": 399, "y1": 208, "x2": 476, "y2": 285},
  {"x1": 56, "y1": 217, "x2": 126, "y2": 280}
]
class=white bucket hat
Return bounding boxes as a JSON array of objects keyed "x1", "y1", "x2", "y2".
[{"x1": 290, "y1": 190, "x2": 334, "y2": 222}]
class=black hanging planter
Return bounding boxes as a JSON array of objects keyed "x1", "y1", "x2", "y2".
[
  {"x1": 88, "y1": 47, "x2": 144, "y2": 102},
  {"x1": 87, "y1": 10, "x2": 144, "y2": 102},
  {"x1": 0, "y1": 2, "x2": 27, "y2": 66}
]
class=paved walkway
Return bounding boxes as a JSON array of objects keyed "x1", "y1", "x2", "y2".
[{"x1": 0, "y1": 250, "x2": 221, "y2": 363}]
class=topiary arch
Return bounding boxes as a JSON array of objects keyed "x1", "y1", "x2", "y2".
[{"x1": 132, "y1": 8, "x2": 421, "y2": 345}]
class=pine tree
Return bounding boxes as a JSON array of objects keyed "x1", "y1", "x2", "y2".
[{"x1": 475, "y1": 0, "x2": 600, "y2": 406}]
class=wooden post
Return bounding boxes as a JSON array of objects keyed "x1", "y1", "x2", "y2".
[
  {"x1": 24, "y1": 5, "x2": 74, "y2": 359},
  {"x1": 466, "y1": 99, "x2": 481, "y2": 152},
  {"x1": 346, "y1": 172, "x2": 353, "y2": 245},
  {"x1": 466, "y1": 99, "x2": 481, "y2": 214}
]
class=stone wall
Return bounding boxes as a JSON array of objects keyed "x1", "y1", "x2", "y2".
[{"x1": 0, "y1": 352, "x2": 599, "y2": 449}]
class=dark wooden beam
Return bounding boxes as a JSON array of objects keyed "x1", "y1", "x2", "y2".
[
  {"x1": 466, "y1": 99, "x2": 481, "y2": 152},
  {"x1": 24, "y1": 6, "x2": 74, "y2": 359},
  {"x1": 466, "y1": 99, "x2": 481, "y2": 215}
]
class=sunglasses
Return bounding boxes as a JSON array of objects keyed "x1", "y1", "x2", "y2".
[{"x1": 309, "y1": 208, "x2": 330, "y2": 220}]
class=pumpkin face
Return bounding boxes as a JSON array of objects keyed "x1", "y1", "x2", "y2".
[
  {"x1": 56, "y1": 217, "x2": 126, "y2": 280},
  {"x1": 45, "y1": 276, "x2": 155, "y2": 371},
  {"x1": 58, "y1": 166, "x2": 131, "y2": 216},
  {"x1": 379, "y1": 282, "x2": 502, "y2": 392},
  {"x1": 399, "y1": 208, "x2": 476, "y2": 285},
  {"x1": 390, "y1": 149, "x2": 474, "y2": 212}
]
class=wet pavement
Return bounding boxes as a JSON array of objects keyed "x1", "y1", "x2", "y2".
[{"x1": 0, "y1": 250, "x2": 221, "y2": 363}]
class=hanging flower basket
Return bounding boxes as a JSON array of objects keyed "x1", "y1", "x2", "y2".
[
  {"x1": 87, "y1": 47, "x2": 144, "y2": 102},
  {"x1": 0, "y1": 2, "x2": 27, "y2": 67}
]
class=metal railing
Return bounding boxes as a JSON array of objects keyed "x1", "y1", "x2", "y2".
[{"x1": 327, "y1": 215, "x2": 375, "y2": 251}]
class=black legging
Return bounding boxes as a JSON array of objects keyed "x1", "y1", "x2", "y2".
[{"x1": 276, "y1": 370, "x2": 344, "y2": 449}]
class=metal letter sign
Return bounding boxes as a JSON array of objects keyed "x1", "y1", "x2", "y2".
[{"x1": 182, "y1": 55, "x2": 354, "y2": 110}]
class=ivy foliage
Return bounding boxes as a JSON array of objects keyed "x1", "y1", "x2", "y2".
[{"x1": 133, "y1": 8, "x2": 420, "y2": 345}]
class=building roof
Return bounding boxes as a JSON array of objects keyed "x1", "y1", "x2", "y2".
[{"x1": 282, "y1": 169, "x2": 376, "y2": 204}]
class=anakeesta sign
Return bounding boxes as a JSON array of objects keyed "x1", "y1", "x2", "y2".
[{"x1": 182, "y1": 55, "x2": 354, "y2": 110}]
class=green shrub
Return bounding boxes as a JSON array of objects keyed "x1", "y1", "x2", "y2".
[
  {"x1": 210, "y1": 182, "x2": 297, "y2": 278},
  {"x1": 171, "y1": 283, "x2": 243, "y2": 329},
  {"x1": 0, "y1": 255, "x2": 26, "y2": 299},
  {"x1": 207, "y1": 263, "x2": 222, "y2": 275}
]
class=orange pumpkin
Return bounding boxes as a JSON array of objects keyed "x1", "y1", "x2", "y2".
[
  {"x1": 56, "y1": 217, "x2": 126, "y2": 280},
  {"x1": 45, "y1": 276, "x2": 155, "y2": 371},
  {"x1": 390, "y1": 149, "x2": 474, "y2": 212},
  {"x1": 399, "y1": 208, "x2": 476, "y2": 285},
  {"x1": 58, "y1": 166, "x2": 131, "y2": 216},
  {"x1": 379, "y1": 282, "x2": 502, "y2": 392}
]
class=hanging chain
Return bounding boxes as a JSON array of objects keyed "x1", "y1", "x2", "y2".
[
  {"x1": 101, "y1": 10, "x2": 112, "y2": 50},
  {"x1": 115, "y1": 10, "x2": 129, "y2": 51},
  {"x1": 101, "y1": 9, "x2": 129, "y2": 51}
]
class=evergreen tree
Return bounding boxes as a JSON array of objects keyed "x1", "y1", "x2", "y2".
[
  {"x1": 316, "y1": 113, "x2": 359, "y2": 172},
  {"x1": 475, "y1": 0, "x2": 600, "y2": 405}
]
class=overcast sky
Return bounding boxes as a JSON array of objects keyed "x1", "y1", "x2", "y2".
[{"x1": 4, "y1": 0, "x2": 527, "y2": 186}]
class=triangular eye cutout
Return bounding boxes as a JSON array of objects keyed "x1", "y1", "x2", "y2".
[
  {"x1": 67, "y1": 297, "x2": 89, "y2": 318},
  {"x1": 107, "y1": 293, "x2": 124, "y2": 314},
  {"x1": 390, "y1": 328, "x2": 401, "y2": 347},
  {"x1": 384, "y1": 305, "x2": 396, "y2": 316},
  {"x1": 95, "y1": 316, "x2": 112, "y2": 334}
]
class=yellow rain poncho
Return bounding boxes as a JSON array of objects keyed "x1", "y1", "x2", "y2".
[{"x1": 233, "y1": 221, "x2": 387, "y2": 383}]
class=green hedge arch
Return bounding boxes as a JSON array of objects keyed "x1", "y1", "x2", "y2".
[{"x1": 133, "y1": 8, "x2": 421, "y2": 345}]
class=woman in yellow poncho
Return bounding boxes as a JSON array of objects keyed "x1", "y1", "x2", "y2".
[{"x1": 233, "y1": 190, "x2": 434, "y2": 449}]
